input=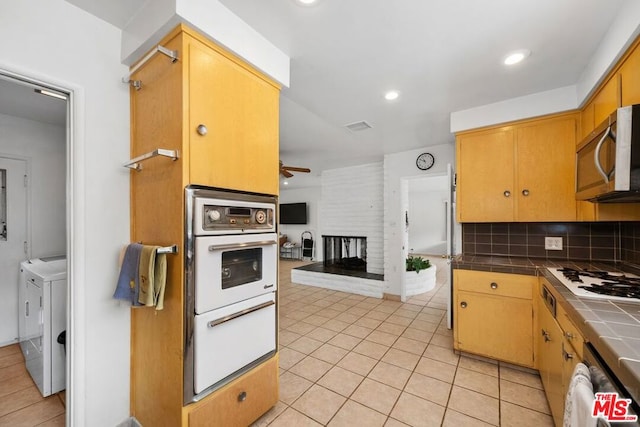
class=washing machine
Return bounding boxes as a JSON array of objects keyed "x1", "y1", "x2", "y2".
[{"x1": 18, "y1": 257, "x2": 66, "y2": 397}]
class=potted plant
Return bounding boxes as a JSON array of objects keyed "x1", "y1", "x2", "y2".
[{"x1": 404, "y1": 255, "x2": 436, "y2": 295}]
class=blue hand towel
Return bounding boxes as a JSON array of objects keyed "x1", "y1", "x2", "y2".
[{"x1": 113, "y1": 243, "x2": 143, "y2": 306}]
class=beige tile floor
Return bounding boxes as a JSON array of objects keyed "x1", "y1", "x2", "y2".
[{"x1": 254, "y1": 257, "x2": 555, "y2": 427}]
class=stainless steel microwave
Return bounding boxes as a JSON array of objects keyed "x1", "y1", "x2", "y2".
[{"x1": 576, "y1": 104, "x2": 640, "y2": 202}]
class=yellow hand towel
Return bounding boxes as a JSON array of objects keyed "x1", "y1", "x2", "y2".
[
  {"x1": 153, "y1": 252, "x2": 167, "y2": 310},
  {"x1": 138, "y1": 245, "x2": 159, "y2": 307}
]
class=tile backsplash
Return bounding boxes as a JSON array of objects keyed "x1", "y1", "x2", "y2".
[{"x1": 462, "y1": 222, "x2": 640, "y2": 264}]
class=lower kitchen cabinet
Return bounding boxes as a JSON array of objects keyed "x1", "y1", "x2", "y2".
[
  {"x1": 537, "y1": 284, "x2": 564, "y2": 427},
  {"x1": 453, "y1": 270, "x2": 535, "y2": 367},
  {"x1": 537, "y1": 278, "x2": 587, "y2": 427},
  {"x1": 186, "y1": 356, "x2": 279, "y2": 427}
]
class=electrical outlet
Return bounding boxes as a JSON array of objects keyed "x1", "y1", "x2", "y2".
[{"x1": 545, "y1": 237, "x2": 563, "y2": 251}]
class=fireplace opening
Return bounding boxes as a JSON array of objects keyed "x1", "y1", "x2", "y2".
[{"x1": 322, "y1": 235, "x2": 367, "y2": 272}]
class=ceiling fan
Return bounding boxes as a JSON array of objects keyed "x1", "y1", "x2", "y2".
[{"x1": 279, "y1": 160, "x2": 310, "y2": 178}]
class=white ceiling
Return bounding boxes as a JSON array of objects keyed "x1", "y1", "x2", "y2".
[
  {"x1": 0, "y1": 77, "x2": 67, "y2": 126},
  {"x1": 4, "y1": 0, "x2": 632, "y2": 188}
]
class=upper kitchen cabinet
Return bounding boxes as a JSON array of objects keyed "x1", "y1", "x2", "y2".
[
  {"x1": 456, "y1": 128, "x2": 515, "y2": 222},
  {"x1": 188, "y1": 39, "x2": 279, "y2": 195},
  {"x1": 457, "y1": 113, "x2": 578, "y2": 223},
  {"x1": 620, "y1": 41, "x2": 640, "y2": 107},
  {"x1": 130, "y1": 25, "x2": 281, "y2": 197}
]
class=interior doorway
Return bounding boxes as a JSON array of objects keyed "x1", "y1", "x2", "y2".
[
  {"x1": 0, "y1": 157, "x2": 28, "y2": 345},
  {"x1": 0, "y1": 72, "x2": 69, "y2": 424}
]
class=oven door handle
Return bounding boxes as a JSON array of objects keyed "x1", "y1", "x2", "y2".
[
  {"x1": 207, "y1": 300, "x2": 275, "y2": 328},
  {"x1": 208, "y1": 240, "x2": 277, "y2": 251}
]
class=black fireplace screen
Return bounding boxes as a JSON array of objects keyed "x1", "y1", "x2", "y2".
[{"x1": 322, "y1": 235, "x2": 367, "y2": 271}]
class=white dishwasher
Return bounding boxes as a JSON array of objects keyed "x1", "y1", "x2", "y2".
[{"x1": 18, "y1": 257, "x2": 67, "y2": 397}]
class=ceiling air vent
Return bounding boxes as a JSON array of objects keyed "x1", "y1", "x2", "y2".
[{"x1": 345, "y1": 120, "x2": 372, "y2": 132}]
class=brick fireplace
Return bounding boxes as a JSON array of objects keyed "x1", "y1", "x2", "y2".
[{"x1": 322, "y1": 235, "x2": 367, "y2": 272}]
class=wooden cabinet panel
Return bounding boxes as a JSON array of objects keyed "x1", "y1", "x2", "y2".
[
  {"x1": 537, "y1": 296, "x2": 564, "y2": 427},
  {"x1": 621, "y1": 43, "x2": 640, "y2": 107},
  {"x1": 593, "y1": 75, "x2": 620, "y2": 126},
  {"x1": 188, "y1": 40, "x2": 280, "y2": 195},
  {"x1": 516, "y1": 117, "x2": 577, "y2": 221},
  {"x1": 455, "y1": 270, "x2": 533, "y2": 299},
  {"x1": 453, "y1": 270, "x2": 534, "y2": 367},
  {"x1": 456, "y1": 128, "x2": 515, "y2": 222},
  {"x1": 188, "y1": 356, "x2": 279, "y2": 427},
  {"x1": 580, "y1": 102, "x2": 595, "y2": 141},
  {"x1": 129, "y1": 25, "x2": 281, "y2": 427},
  {"x1": 456, "y1": 113, "x2": 578, "y2": 223}
]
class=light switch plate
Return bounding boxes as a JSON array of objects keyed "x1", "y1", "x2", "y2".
[{"x1": 545, "y1": 237, "x2": 563, "y2": 250}]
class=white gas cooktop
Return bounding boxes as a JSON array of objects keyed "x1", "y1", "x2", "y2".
[{"x1": 547, "y1": 267, "x2": 640, "y2": 303}]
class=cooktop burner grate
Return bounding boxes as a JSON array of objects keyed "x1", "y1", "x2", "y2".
[{"x1": 552, "y1": 268, "x2": 640, "y2": 301}]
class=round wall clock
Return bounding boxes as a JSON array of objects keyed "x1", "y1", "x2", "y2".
[{"x1": 416, "y1": 152, "x2": 435, "y2": 170}]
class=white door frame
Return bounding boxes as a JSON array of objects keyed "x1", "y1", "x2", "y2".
[{"x1": 0, "y1": 66, "x2": 86, "y2": 427}]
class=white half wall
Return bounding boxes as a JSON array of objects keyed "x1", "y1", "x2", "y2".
[{"x1": 0, "y1": 1, "x2": 131, "y2": 425}]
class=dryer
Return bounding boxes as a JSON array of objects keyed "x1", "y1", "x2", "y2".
[{"x1": 18, "y1": 257, "x2": 66, "y2": 397}]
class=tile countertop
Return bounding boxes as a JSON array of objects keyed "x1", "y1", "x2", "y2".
[{"x1": 453, "y1": 254, "x2": 640, "y2": 403}]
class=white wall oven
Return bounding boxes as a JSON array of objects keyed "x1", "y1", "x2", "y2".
[{"x1": 184, "y1": 186, "x2": 278, "y2": 403}]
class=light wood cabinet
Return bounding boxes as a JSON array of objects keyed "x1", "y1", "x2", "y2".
[
  {"x1": 456, "y1": 113, "x2": 578, "y2": 223},
  {"x1": 129, "y1": 24, "x2": 280, "y2": 427},
  {"x1": 188, "y1": 40, "x2": 279, "y2": 194},
  {"x1": 453, "y1": 270, "x2": 535, "y2": 367},
  {"x1": 536, "y1": 278, "x2": 588, "y2": 427},
  {"x1": 537, "y1": 288, "x2": 564, "y2": 427},
  {"x1": 620, "y1": 42, "x2": 640, "y2": 108}
]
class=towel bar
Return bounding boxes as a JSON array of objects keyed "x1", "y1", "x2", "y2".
[
  {"x1": 124, "y1": 149, "x2": 179, "y2": 171},
  {"x1": 157, "y1": 245, "x2": 178, "y2": 254}
]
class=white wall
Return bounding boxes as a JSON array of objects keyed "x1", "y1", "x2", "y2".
[
  {"x1": 384, "y1": 144, "x2": 455, "y2": 298},
  {"x1": 0, "y1": 1, "x2": 131, "y2": 426},
  {"x1": 279, "y1": 187, "x2": 321, "y2": 260},
  {"x1": 0, "y1": 114, "x2": 66, "y2": 258},
  {"x1": 408, "y1": 176, "x2": 448, "y2": 255},
  {"x1": 320, "y1": 163, "x2": 384, "y2": 275},
  {"x1": 121, "y1": 0, "x2": 290, "y2": 86}
]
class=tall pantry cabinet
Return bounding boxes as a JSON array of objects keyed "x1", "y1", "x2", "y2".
[{"x1": 128, "y1": 25, "x2": 280, "y2": 426}]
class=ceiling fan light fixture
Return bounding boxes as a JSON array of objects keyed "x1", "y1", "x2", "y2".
[{"x1": 503, "y1": 49, "x2": 531, "y2": 66}]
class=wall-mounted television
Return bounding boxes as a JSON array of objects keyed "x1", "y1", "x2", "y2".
[{"x1": 280, "y1": 202, "x2": 307, "y2": 224}]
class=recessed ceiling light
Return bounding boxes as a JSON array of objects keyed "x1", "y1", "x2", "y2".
[
  {"x1": 283, "y1": 181, "x2": 289, "y2": 186},
  {"x1": 504, "y1": 49, "x2": 531, "y2": 66},
  {"x1": 384, "y1": 90, "x2": 400, "y2": 101},
  {"x1": 296, "y1": 0, "x2": 318, "y2": 5}
]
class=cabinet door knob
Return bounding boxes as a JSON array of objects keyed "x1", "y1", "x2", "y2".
[
  {"x1": 490, "y1": 282, "x2": 498, "y2": 289},
  {"x1": 503, "y1": 190, "x2": 511, "y2": 197},
  {"x1": 196, "y1": 124, "x2": 208, "y2": 136},
  {"x1": 460, "y1": 301, "x2": 467, "y2": 308},
  {"x1": 563, "y1": 348, "x2": 574, "y2": 361},
  {"x1": 564, "y1": 331, "x2": 575, "y2": 340},
  {"x1": 238, "y1": 391, "x2": 247, "y2": 402},
  {"x1": 522, "y1": 189, "x2": 530, "y2": 196},
  {"x1": 541, "y1": 329, "x2": 551, "y2": 342}
]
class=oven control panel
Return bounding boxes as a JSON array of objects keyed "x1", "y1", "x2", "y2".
[
  {"x1": 201, "y1": 204, "x2": 275, "y2": 232},
  {"x1": 191, "y1": 190, "x2": 277, "y2": 235}
]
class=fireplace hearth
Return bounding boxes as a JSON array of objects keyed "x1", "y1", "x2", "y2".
[{"x1": 323, "y1": 235, "x2": 367, "y2": 272}]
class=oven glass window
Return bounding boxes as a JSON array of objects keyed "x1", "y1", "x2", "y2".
[{"x1": 221, "y1": 248, "x2": 263, "y2": 289}]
